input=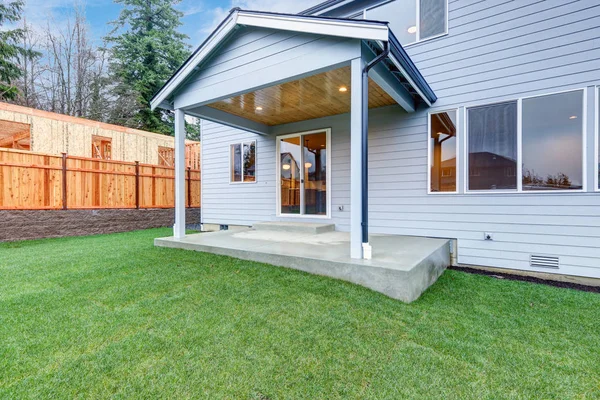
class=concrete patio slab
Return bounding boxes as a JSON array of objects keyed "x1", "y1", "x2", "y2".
[{"x1": 155, "y1": 228, "x2": 450, "y2": 303}]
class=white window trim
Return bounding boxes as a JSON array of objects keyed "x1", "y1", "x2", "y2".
[
  {"x1": 427, "y1": 108, "x2": 459, "y2": 195},
  {"x1": 595, "y1": 86, "x2": 599, "y2": 192},
  {"x1": 275, "y1": 128, "x2": 332, "y2": 219},
  {"x1": 463, "y1": 88, "x2": 588, "y2": 195},
  {"x1": 229, "y1": 140, "x2": 257, "y2": 184},
  {"x1": 366, "y1": 0, "x2": 449, "y2": 47}
]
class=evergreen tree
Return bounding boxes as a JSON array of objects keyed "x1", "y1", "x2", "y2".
[
  {"x1": 106, "y1": 0, "x2": 190, "y2": 134},
  {"x1": 0, "y1": 0, "x2": 38, "y2": 100}
]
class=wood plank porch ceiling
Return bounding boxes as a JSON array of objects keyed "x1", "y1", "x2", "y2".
[{"x1": 206, "y1": 66, "x2": 396, "y2": 126}]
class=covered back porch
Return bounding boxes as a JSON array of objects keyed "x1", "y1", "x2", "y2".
[{"x1": 151, "y1": 9, "x2": 445, "y2": 300}]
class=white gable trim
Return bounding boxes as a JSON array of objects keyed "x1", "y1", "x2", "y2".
[
  {"x1": 150, "y1": 10, "x2": 389, "y2": 111},
  {"x1": 236, "y1": 12, "x2": 389, "y2": 41}
]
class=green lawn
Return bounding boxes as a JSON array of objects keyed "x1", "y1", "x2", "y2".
[{"x1": 1, "y1": 229, "x2": 599, "y2": 399}]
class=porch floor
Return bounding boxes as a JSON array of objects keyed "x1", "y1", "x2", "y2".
[{"x1": 155, "y1": 227, "x2": 450, "y2": 303}]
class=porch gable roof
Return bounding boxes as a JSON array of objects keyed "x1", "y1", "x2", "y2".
[{"x1": 150, "y1": 8, "x2": 437, "y2": 112}]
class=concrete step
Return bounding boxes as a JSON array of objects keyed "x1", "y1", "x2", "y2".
[{"x1": 252, "y1": 221, "x2": 335, "y2": 234}]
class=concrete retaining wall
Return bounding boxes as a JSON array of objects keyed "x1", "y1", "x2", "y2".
[{"x1": 0, "y1": 208, "x2": 201, "y2": 242}]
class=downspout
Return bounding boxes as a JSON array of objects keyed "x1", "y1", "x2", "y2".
[{"x1": 361, "y1": 41, "x2": 389, "y2": 253}]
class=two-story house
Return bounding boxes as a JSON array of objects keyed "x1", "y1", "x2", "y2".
[{"x1": 152, "y1": 0, "x2": 600, "y2": 284}]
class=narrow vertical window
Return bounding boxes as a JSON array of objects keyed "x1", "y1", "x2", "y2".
[
  {"x1": 429, "y1": 110, "x2": 457, "y2": 192},
  {"x1": 522, "y1": 90, "x2": 584, "y2": 190},
  {"x1": 597, "y1": 87, "x2": 600, "y2": 190},
  {"x1": 467, "y1": 102, "x2": 518, "y2": 191},
  {"x1": 420, "y1": 0, "x2": 446, "y2": 40},
  {"x1": 230, "y1": 141, "x2": 256, "y2": 183}
]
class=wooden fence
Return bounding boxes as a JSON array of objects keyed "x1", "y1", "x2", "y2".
[{"x1": 0, "y1": 148, "x2": 200, "y2": 210}]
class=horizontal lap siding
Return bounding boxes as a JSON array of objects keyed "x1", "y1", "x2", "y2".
[
  {"x1": 410, "y1": 0, "x2": 600, "y2": 108},
  {"x1": 201, "y1": 120, "x2": 274, "y2": 226},
  {"x1": 362, "y1": 0, "x2": 600, "y2": 277},
  {"x1": 366, "y1": 108, "x2": 600, "y2": 278},
  {"x1": 201, "y1": 113, "x2": 351, "y2": 230},
  {"x1": 200, "y1": 0, "x2": 600, "y2": 278}
]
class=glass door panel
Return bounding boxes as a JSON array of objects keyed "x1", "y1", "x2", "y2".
[
  {"x1": 280, "y1": 136, "x2": 301, "y2": 214},
  {"x1": 302, "y1": 132, "x2": 327, "y2": 215}
]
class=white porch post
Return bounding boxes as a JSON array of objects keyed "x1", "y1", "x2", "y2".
[
  {"x1": 173, "y1": 108, "x2": 186, "y2": 239},
  {"x1": 350, "y1": 57, "x2": 364, "y2": 259}
]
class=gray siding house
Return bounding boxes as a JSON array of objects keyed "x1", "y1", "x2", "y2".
[{"x1": 153, "y1": 0, "x2": 600, "y2": 281}]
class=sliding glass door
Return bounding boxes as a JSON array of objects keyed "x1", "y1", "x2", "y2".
[{"x1": 278, "y1": 129, "x2": 329, "y2": 217}]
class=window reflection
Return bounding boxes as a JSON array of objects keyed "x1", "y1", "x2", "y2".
[
  {"x1": 430, "y1": 110, "x2": 457, "y2": 192},
  {"x1": 468, "y1": 102, "x2": 518, "y2": 190},
  {"x1": 280, "y1": 137, "x2": 301, "y2": 214},
  {"x1": 522, "y1": 90, "x2": 583, "y2": 190}
]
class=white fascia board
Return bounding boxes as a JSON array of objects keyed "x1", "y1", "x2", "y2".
[
  {"x1": 387, "y1": 52, "x2": 432, "y2": 107},
  {"x1": 236, "y1": 12, "x2": 389, "y2": 42},
  {"x1": 150, "y1": 12, "x2": 240, "y2": 111}
]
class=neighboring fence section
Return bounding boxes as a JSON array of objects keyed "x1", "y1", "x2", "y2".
[{"x1": 0, "y1": 148, "x2": 200, "y2": 210}]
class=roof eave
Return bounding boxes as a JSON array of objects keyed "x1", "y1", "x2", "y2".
[
  {"x1": 150, "y1": 10, "x2": 389, "y2": 111},
  {"x1": 387, "y1": 32, "x2": 437, "y2": 105}
]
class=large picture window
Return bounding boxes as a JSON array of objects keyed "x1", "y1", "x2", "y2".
[
  {"x1": 466, "y1": 89, "x2": 585, "y2": 193},
  {"x1": 429, "y1": 109, "x2": 458, "y2": 193},
  {"x1": 367, "y1": 0, "x2": 447, "y2": 45},
  {"x1": 230, "y1": 141, "x2": 256, "y2": 183},
  {"x1": 522, "y1": 91, "x2": 583, "y2": 190}
]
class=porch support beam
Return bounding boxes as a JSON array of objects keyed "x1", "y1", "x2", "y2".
[
  {"x1": 350, "y1": 56, "x2": 364, "y2": 259},
  {"x1": 173, "y1": 108, "x2": 186, "y2": 239},
  {"x1": 186, "y1": 105, "x2": 271, "y2": 135}
]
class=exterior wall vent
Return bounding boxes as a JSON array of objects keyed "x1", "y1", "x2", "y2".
[{"x1": 529, "y1": 255, "x2": 559, "y2": 269}]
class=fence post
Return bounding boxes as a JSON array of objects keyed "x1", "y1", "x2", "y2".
[
  {"x1": 187, "y1": 167, "x2": 191, "y2": 208},
  {"x1": 61, "y1": 153, "x2": 67, "y2": 210},
  {"x1": 135, "y1": 161, "x2": 140, "y2": 209}
]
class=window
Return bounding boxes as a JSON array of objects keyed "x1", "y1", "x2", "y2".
[
  {"x1": 158, "y1": 146, "x2": 174, "y2": 167},
  {"x1": 230, "y1": 141, "x2": 256, "y2": 183},
  {"x1": 467, "y1": 101, "x2": 518, "y2": 191},
  {"x1": 522, "y1": 91, "x2": 583, "y2": 190},
  {"x1": 429, "y1": 110, "x2": 457, "y2": 192},
  {"x1": 466, "y1": 90, "x2": 585, "y2": 192},
  {"x1": 277, "y1": 129, "x2": 330, "y2": 217},
  {"x1": 367, "y1": 0, "x2": 447, "y2": 45},
  {"x1": 92, "y1": 135, "x2": 112, "y2": 160}
]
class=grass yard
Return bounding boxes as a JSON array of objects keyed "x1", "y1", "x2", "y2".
[{"x1": 1, "y1": 228, "x2": 599, "y2": 399}]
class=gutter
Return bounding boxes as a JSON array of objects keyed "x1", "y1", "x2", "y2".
[
  {"x1": 361, "y1": 41, "x2": 389, "y2": 255},
  {"x1": 387, "y1": 32, "x2": 437, "y2": 104}
]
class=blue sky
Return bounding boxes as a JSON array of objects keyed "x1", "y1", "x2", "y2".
[{"x1": 22, "y1": 0, "x2": 307, "y2": 48}]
